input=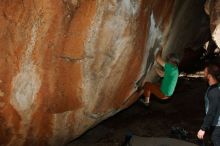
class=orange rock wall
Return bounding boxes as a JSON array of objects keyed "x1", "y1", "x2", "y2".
[
  {"x1": 0, "y1": 0, "x2": 210, "y2": 145},
  {"x1": 205, "y1": 0, "x2": 220, "y2": 47}
]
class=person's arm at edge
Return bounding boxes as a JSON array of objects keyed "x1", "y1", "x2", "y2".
[
  {"x1": 198, "y1": 90, "x2": 219, "y2": 139},
  {"x1": 201, "y1": 90, "x2": 219, "y2": 131}
]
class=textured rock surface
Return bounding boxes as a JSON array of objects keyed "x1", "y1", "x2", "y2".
[
  {"x1": 205, "y1": 0, "x2": 220, "y2": 47},
  {"x1": 0, "y1": 0, "x2": 209, "y2": 145}
]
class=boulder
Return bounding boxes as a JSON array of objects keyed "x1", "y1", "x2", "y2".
[{"x1": 0, "y1": 0, "x2": 210, "y2": 145}]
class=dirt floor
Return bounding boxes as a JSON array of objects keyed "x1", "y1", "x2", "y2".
[{"x1": 68, "y1": 77, "x2": 213, "y2": 146}]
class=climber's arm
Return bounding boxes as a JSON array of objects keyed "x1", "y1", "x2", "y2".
[
  {"x1": 155, "y1": 48, "x2": 165, "y2": 67},
  {"x1": 155, "y1": 67, "x2": 164, "y2": 77}
]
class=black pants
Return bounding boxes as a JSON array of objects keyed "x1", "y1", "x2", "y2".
[{"x1": 211, "y1": 126, "x2": 220, "y2": 146}]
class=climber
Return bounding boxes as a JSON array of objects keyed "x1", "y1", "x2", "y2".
[{"x1": 140, "y1": 47, "x2": 179, "y2": 106}]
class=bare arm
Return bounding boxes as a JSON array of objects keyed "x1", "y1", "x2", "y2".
[
  {"x1": 155, "y1": 67, "x2": 164, "y2": 77},
  {"x1": 155, "y1": 48, "x2": 165, "y2": 67}
]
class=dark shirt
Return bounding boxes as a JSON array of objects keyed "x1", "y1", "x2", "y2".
[{"x1": 201, "y1": 84, "x2": 220, "y2": 131}]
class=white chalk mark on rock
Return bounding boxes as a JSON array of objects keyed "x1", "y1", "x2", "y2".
[{"x1": 11, "y1": 24, "x2": 41, "y2": 111}]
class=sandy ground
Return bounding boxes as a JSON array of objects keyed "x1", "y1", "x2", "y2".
[{"x1": 68, "y1": 77, "x2": 213, "y2": 146}]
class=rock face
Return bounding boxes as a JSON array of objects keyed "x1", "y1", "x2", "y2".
[
  {"x1": 0, "y1": 0, "x2": 209, "y2": 145},
  {"x1": 205, "y1": 0, "x2": 220, "y2": 48}
]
